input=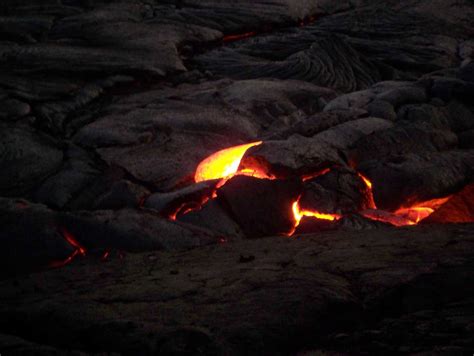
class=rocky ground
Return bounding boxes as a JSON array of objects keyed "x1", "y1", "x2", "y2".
[{"x1": 1, "y1": 0, "x2": 474, "y2": 355}]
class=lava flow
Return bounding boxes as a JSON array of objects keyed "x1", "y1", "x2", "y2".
[
  {"x1": 195, "y1": 141, "x2": 265, "y2": 182},
  {"x1": 288, "y1": 197, "x2": 342, "y2": 236},
  {"x1": 356, "y1": 173, "x2": 450, "y2": 225},
  {"x1": 187, "y1": 141, "x2": 455, "y2": 234}
]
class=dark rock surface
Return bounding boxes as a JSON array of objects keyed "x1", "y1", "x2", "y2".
[
  {"x1": 216, "y1": 176, "x2": 302, "y2": 238},
  {"x1": 1, "y1": 0, "x2": 474, "y2": 354},
  {"x1": 0, "y1": 224, "x2": 473, "y2": 355}
]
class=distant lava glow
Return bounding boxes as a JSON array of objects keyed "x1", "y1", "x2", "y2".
[
  {"x1": 49, "y1": 228, "x2": 86, "y2": 268},
  {"x1": 195, "y1": 141, "x2": 265, "y2": 182}
]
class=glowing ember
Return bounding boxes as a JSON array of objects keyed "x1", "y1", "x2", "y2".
[
  {"x1": 101, "y1": 250, "x2": 110, "y2": 261},
  {"x1": 357, "y1": 172, "x2": 377, "y2": 209},
  {"x1": 223, "y1": 31, "x2": 257, "y2": 42},
  {"x1": 195, "y1": 141, "x2": 263, "y2": 182},
  {"x1": 49, "y1": 228, "x2": 86, "y2": 268},
  {"x1": 302, "y1": 168, "x2": 331, "y2": 182},
  {"x1": 288, "y1": 197, "x2": 341, "y2": 236}
]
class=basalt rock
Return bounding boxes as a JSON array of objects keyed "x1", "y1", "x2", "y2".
[
  {"x1": 178, "y1": 200, "x2": 246, "y2": 240},
  {"x1": 145, "y1": 180, "x2": 219, "y2": 217},
  {"x1": 241, "y1": 117, "x2": 392, "y2": 177},
  {"x1": 59, "y1": 208, "x2": 220, "y2": 252},
  {"x1": 359, "y1": 151, "x2": 474, "y2": 211},
  {"x1": 0, "y1": 224, "x2": 472, "y2": 354},
  {"x1": 216, "y1": 176, "x2": 302, "y2": 238},
  {"x1": 0, "y1": 124, "x2": 63, "y2": 197},
  {"x1": 300, "y1": 168, "x2": 373, "y2": 215},
  {"x1": 350, "y1": 122, "x2": 458, "y2": 166},
  {"x1": 0, "y1": 198, "x2": 75, "y2": 276},
  {"x1": 196, "y1": 35, "x2": 383, "y2": 93}
]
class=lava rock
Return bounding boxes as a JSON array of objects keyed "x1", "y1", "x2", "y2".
[
  {"x1": 59, "y1": 208, "x2": 220, "y2": 252},
  {"x1": 359, "y1": 151, "x2": 474, "y2": 211},
  {"x1": 197, "y1": 35, "x2": 382, "y2": 93},
  {"x1": 0, "y1": 124, "x2": 63, "y2": 197},
  {"x1": 145, "y1": 180, "x2": 219, "y2": 217},
  {"x1": 300, "y1": 167, "x2": 373, "y2": 214},
  {"x1": 350, "y1": 122, "x2": 458, "y2": 166},
  {"x1": 0, "y1": 198, "x2": 74, "y2": 276},
  {"x1": 216, "y1": 176, "x2": 302, "y2": 238},
  {"x1": 178, "y1": 199, "x2": 245, "y2": 240}
]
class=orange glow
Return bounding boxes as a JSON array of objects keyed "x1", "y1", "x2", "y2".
[
  {"x1": 357, "y1": 172, "x2": 377, "y2": 209},
  {"x1": 288, "y1": 197, "x2": 341, "y2": 236},
  {"x1": 223, "y1": 31, "x2": 257, "y2": 42},
  {"x1": 361, "y1": 209, "x2": 416, "y2": 227},
  {"x1": 361, "y1": 196, "x2": 452, "y2": 226},
  {"x1": 302, "y1": 168, "x2": 331, "y2": 181},
  {"x1": 394, "y1": 197, "x2": 451, "y2": 224},
  {"x1": 49, "y1": 228, "x2": 86, "y2": 269},
  {"x1": 195, "y1": 141, "x2": 263, "y2": 183},
  {"x1": 61, "y1": 228, "x2": 86, "y2": 256}
]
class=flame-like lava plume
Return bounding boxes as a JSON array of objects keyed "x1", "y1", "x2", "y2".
[
  {"x1": 49, "y1": 228, "x2": 86, "y2": 268},
  {"x1": 357, "y1": 172, "x2": 377, "y2": 209},
  {"x1": 195, "y1": 141, "x2": 263, "y2": 182},
  {"x1": 288, "y1": 197, "x2": 342, "y2": 236}
]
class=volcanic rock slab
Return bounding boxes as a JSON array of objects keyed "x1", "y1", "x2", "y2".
[
  {"x1": 0, "y1": 197, "x2": 220, "y2": 275},
  {"x1": 0, "y1": 124, "x2": 63, "y2": 197},
  {"x1": 0, "y1": 224, "x2": 472, "y2": 355},
  {"x1": 216, "y1": 176, "x2": 302, "y2": 237}
]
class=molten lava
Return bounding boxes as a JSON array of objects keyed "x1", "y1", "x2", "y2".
[
  {"x1": 288, "y1": 197, "x2": 342, "y2": 236},
  {"x1": 195, "y1": 141, "x2": 264, "y2": 182},
  {"x1": 357, "y1": 172, "x2": 377, "y2": 209},
  {"x1": 394, "y1": 197, "x2": 451, "y2": 223},
  {"x1": 361, "y1": 196, "x2": 452, "y2": 227}
]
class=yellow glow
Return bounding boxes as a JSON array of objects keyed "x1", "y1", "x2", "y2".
[
  {"x1": 194, "y1": 141, "x2": 262, "y2": 182},
  {"x1": 288, "y1": 198, "x2": 341, "y2": 236}
]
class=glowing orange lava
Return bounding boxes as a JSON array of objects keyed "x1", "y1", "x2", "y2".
[
  {"x1": 362, "y1": 196, "x2": 452, "y2": 227},
  {"x1": 302, "y1": 168, "x2": 331, "y2": 182},
  {"x1": 195, "y1": 141, "x2": 263, "y2": 183},
  {"x1": 357, "y1": 172, "x2": 377, "y2": 209},
  {"x1": 288, "y1": 197, "x2": 342, "y2": 236},
  {"x1": 394, "y1": 197, "x2": 451, "y2": 224}
]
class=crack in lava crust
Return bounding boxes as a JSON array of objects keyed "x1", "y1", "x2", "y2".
[{"x1": 183, "y1": 141, "x2": 457, "y2": 234}]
